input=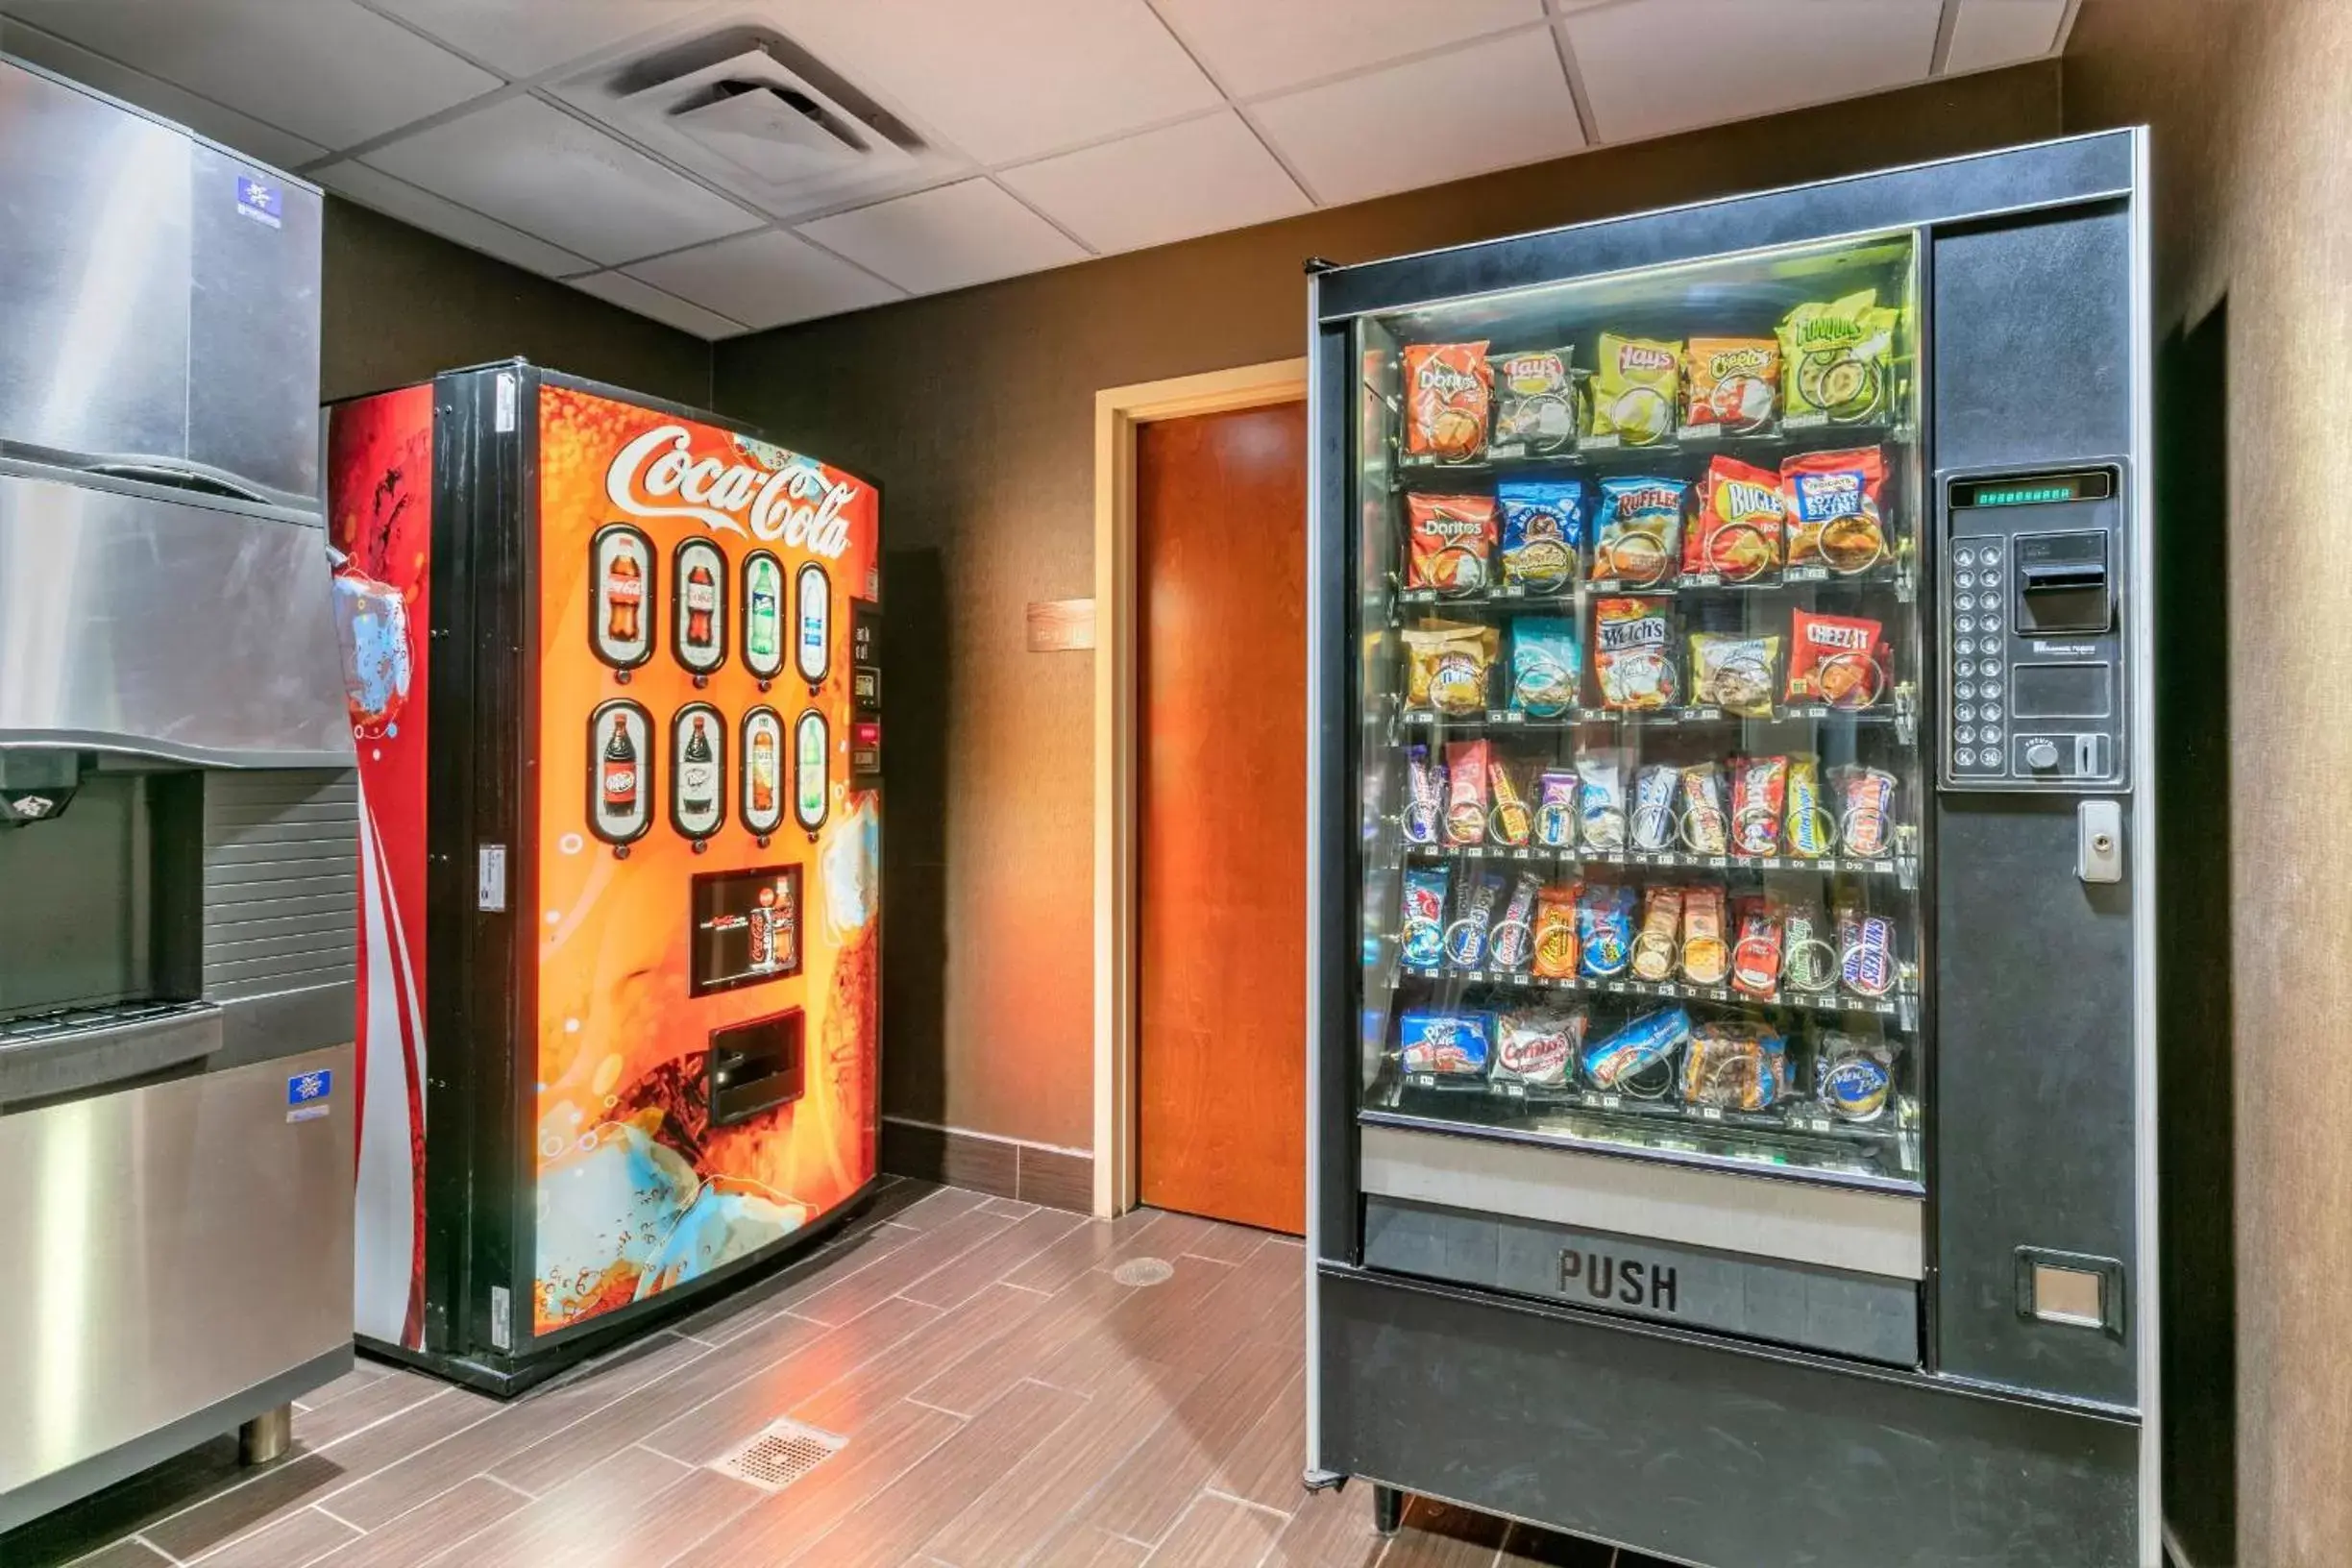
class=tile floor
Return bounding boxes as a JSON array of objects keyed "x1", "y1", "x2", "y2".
[{"x1": 3, "y1": 1181, "x2": 1669, "y2": 1568}]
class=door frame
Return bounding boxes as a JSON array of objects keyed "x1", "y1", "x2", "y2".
[{"x1": 1091, "y1": 357, "x2": 1311, "y2": 1218}]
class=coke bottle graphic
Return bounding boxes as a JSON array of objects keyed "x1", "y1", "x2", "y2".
[
  {"x1": 601, "y1": 716, "x2": 639, "y2": 812},
  {"x1": 605, "y1": 553, "x2": 643, "y2": 643},
  {"x1": 747, "y1": 884, "x2": 776, "y2": 969},
  {"x1": 682, "y1": 716, "x2": 715, "y2": 816},
  {"x1": 685, "y1": 560, "x2": 717, "y2": 649}
]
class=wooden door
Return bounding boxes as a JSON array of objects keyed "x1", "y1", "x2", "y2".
[{"x1": 1137, "y1": 400, "x2": 1308, "y2": 1235}]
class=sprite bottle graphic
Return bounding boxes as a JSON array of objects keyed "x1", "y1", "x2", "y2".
[{"x1": 747, "y1": 556, "x2": 782, "y2": 665}]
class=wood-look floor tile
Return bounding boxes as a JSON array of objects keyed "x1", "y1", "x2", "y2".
[
  {"x1": 321, "y1": 1332, "x2": 705, "y2": 1531},
  {"x1": 1056, "y1": 1255, "x2": 1242, "y2": 1395},
  {"x1": 183, "y1": 1504, "x2": 356, "y2": 1568},
  {"x1": 589, "y1": 1465, "x2": 764, "y2": 1565},
  {"x1": 1070, "y1": 1329, "x2": 1303, "y2": 1544},
  {"x1": 138, "y1": 1454, "x2": 345, "y2": 1562},
  {"x1": 1137, "y1": 1239, "x2": 1298, "y2": 1379},
  {"x1": 1143, "y1": 1492, "x2": 1287, "y2": 1565},
  {"x1": 0, "y1": 1436, "x2": 246, "y2": 1566},
  {"x1": 291, "y1": 1368, "x2": 444, "y2": 1450},
  {"x1": 788, "y1": 1209, "x2": 1014, "y2": 1326},
  {"x1": 668, "y1": 1228, "x2": 913, "y2": 1347},
  {"x1": 919, "y1": 1360, "x2": 1201, "y2": 1566},
  {"x1": 792, "y1": 1283, "x2": 1041, "y2": 1433},
  {"x1": 669, "y1": 1397, "x2": 967, "y2": 1568},
  {"x1": 905, "y1": 1268, "x2": 1129, "y2": 1414},
  {"x1": 978, "y1": 1195, "x2": 1040, "y2": 1217},
  {"x1": 899, "y1": 1207, "x2": 1084, "y2": 1311},
  {"x1": 1501, "y1": 1522, "x2": 1619, "y2": 1565},
  {"x1": 57, "y1": 1539, "x2": 173, "y2": 1568},
  {"x1": 1032, "y1": 1530, "x2": 1156, "y2": 1568},
  {"x1": 1006, "y1": 1208, "x2": 1167, "y2": 1294},
  {"x1": 416, "y1": 1441, "x2": 690, "y2": 1568},
  {"x1": 1210, "y1": 1367, "x2": 1307, "y2": 1511},
  {"x1": 305, "y1": 1477, "x2": 529, "y2": 1568},
  {"x1": 1133, "y1": 1211, "x2": 1273, "y2": 1267},
  {"x1": 293, "y1": 1365, "x2": 389, "y2": 1414},
  {"x1": 1263, "y1": 1488, "x2": 1387, "y2": 1568},
  {"x1": 1385, "y1": 1497, "x2": 1510, "y2": 1568},
  {"x1": 642, "y1": 1293, "x2": 942, "y2": 1465},
  {"x1": 772, "y1": 1379, "x2": 1086, "y2": 1568},
  {"x1": 883, "y1": 1185, "x2": 991, "y2": 1232}
]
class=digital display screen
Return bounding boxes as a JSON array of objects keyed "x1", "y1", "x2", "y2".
[
  {"x1": 689, "y1": 864, "x2": 801, "y2": 996},
  {"x1": 1950, "y1": 470, "x2": 2116, "y2": 508},
  {"x1": 2012, "y1": 662, "x2": 2114, "y2": 719}
]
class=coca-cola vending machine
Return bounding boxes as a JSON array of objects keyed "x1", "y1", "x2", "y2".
[{"x1": 326, "y1": 362, "x2": 883, "y2": 1389}]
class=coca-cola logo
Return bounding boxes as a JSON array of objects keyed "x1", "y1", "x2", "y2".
[{"x1": 606, "y1": 426, "x2": 857, "y2": 558}]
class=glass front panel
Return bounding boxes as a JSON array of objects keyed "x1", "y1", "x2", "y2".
[{"x1": 1355, "y1": 233, "x2": 1926, "y2": 1192}]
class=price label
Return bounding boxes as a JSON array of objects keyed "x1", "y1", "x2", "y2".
[
  {"x1": 1695, "y1": 1106, "x2": 1724, "y2": 1122},
  {"x1": 1591, "y1": 1092, "x2": 1623, "y2": 1111}
]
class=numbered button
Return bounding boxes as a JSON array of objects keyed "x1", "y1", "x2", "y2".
[
  {"x1": 1955, "y1": 549, "x2": 1976, "y2": 568},
  {"x1": 1956, "y1": 704, "x2": 1976, "y2": 723},
  {"x1": 1983, "y1": 702, "x2": 2003, "y2": 722},
  {"x1": 1977, "y1": 659, "x2": 2001, "y2": 678},
  {"x1": 1956, "y1": 748, "x2": 1976, "y2": 767}
]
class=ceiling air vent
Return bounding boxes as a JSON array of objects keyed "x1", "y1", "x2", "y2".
[{"x1": 560, "y1": 23, "x2": 955, "y2": 221}]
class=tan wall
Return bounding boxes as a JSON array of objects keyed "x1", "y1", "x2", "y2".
[
  {"x1": 321, "y1": 196, "x2": 711, "y2": 406},
  {"x1": 712, "y1": 63, "x2": 2063, "y2": 1154},
  {"x1": 2067, "y1": 3, "x2": 2348, "y2": 1564}
]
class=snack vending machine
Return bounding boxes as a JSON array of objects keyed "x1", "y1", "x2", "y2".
[
  {"x1": 1305, "y1": 134, "x2": 2156, "y2": 1565},
  {"x1": 329, "y1": 363, "x2": 882, "y2": 1391}
]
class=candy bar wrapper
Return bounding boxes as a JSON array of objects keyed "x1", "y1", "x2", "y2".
[
  {"x1": 1407, "y1": 495, "x2": 1498, "y2": 591},
  {"x1": 1594, "y1": 597, "x2": 1678, "y2": 710},
  {"x1": 1494, "y1": 1006, "x2": 1588, "y2": 1090},
  {"x1": 1497, "y1": 479, "x2": 1585, "y2": 587},
  {"x1": 1785, "y1": 752, "x2": 1832, "y2": 859},
  {"x1": 1533, "y1": 769, "x2": 1579, "y2": 849},
  {"x1": 1684, "y1": 338, "x2": 1781, "y2": 435},
  {"x1": 1401, "y1": 865, "x2": 1450, "y2": 969},
  {"x1": 1730, "y1": 754, "x2": 1788, "y2": 858},
  {"x1": 1687, "y1": 455, "x2": 1785, "y2": 578},
  {"x1": 1690, "y1": 631, "x2": 1779, "y2": 717},
  {"x1": 1832, "y1": 765, "x2": 1897, "y2": 857},
  {"x1": 1778, "y1": 292, "x2": 1899, "y2": 425},
  {"x1": 1488, "y1": 762, "x2": 1534, "y2": 847},
  {"x1": 1443, "y1": 739, "x2": 1491, "y2": 845},
  {"x1": 1576, "y1": 750, "x2": 1629, "y2": 851},
  {"x1": 1576, "y1": 883, "x2": 1636, "y2": 979},
  {"x1": 1680, "y1": 884, "x2": 1730, "y2": 986},
  {"x1": 1780, "y1": 446, "x2": 1889, "y2": 572},
  {"x1": 1780, "y1": 896, "x2": 1838, "y2": 992},
  {"x1": 1402, "y1": 744, "x2": 1441, "y2": 845},
  {"x1": 1629, "y1": 763, "x2": 1680, "y2": 852},
  {"x1": 1402, "y1": 342, "x2": 1492, "y2": 460},
  {"x1": 1403, "y1": 622, "x2": 1497, "y2": 714},
  {"x1": 1730, "y1": 896, "x2": 1783, "y2": 998},
  {"x1": 1490, "y1": 872, "x2": 1543, "y2": 975},
  {"x1": 1591, "y1": 477, "x2": 1687, "y2": 588},
  {"x1": 1592, "y1": 333, "x2": 1681, "y2": 447},
  {"x1": 1509, "y1": 616, "x2": 1580, "y2": 716},
  {"x1": 1838, "y1": 898, "x2": 1897, "y2": 998},
  {"x1": 1531, "y1": 884, "x2": 1580, "y2": 980},
  {"x1": 1678, "y1": 763, "x2": 1729, "y2": 855},
  {"x1": 1630, "y1": 884, "x2": 1683, "y2": 981},
  {"x1": 1446, "y1": 870, "x2": 1507, "y2": 971},
  {"x1": 1582, "y1": 1007, "x2": 1691, "y2": 1094},
  {"x1": 1400, "y1": 1010, "x2": 1491, "y2": 1078},
  {"x1": 1490, "y1": 351, "x2": 1580, "y2": 456},
  {"x1": 1816, "y1": 1031, "x2": 1897, "y2": 1122},
  {"x1": 1681, "y1": 1021, "x2": 1790, "y2": 1111},
  {"x1": 1786, "y1": 608, "x2": 1888, "y2": 709}
]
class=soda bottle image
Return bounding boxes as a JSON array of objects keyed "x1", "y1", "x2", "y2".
[
  {"x1": 681, "y1": 716, "x2": 715, "y2": 816},
  {"x1": 601, "y1": 716, "x2": 639, "y2": 813},
  {"x1": 750, "y1": 727, "x2": 777, "y2": 816},
  {"x1": 796, "y1": 563, "x2": 830, "y2": 684},
  {"x1": 605, "y1": 552, "x2": 643, "y2": 643},
  {"x1": 796, "y1": 711, "x2": 827, "y2": 828},
  {"x1": 685, "y1": 560, "x2": 717, "y2": 649},
  {"x1": 747, "y1": 556, "x2": 782, "y2": 665},
  {"x1": 747, "y1": 885, "x2": 776, "y2": 968}
]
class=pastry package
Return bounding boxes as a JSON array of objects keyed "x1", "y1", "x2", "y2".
[
  {"x1": 1689, "y1": 631, "x2": 1779, "y2": 717},
  {"x1": 1406, "y1": 494, "x2": 1498, "y2": 591},
  {"x1": 1508, "y1": 617, "x2": 1580, "y2": 716},
  {"x1": 1496, "y1": 479, "x2": 1584, "y2": 590},
  {"x1": 1403, "y1": 622, "x2": 1497, "y2": 714},
  {"x1": 1683, "y1": 337, "x2": 1780, "y2": 433},
  {"x1": 1402, "y1": 342, "x2": 1491, "y2": 459},
  {"x1": 1582, "y1": 1008, "x2": 1690, "y2": 1098},
  {"x1": 1575, "y1": 883, "x2": 1636, "y2": 979},
  {"x1": 1681, "y1": 1021, "x2": 1790, "y2": 1111},
  {"x1": 1591, "y1": 332, "x2": 1680, "y2": 446},
  {"x1": 1443, "y1": 739, "x2": 1491, "y2": 845},
  {"x1": 1489, "y1": 349, "x2": 1580, "y2": 455},
  {"x1": 1777, "y1": 290, "x2": 1899, "y2": 425},
  {"x1": 1688, "y1": 455, "x2": 1785, "y2": 580},
  {"x1": 1591, "y1": 476, "x2": 1686, "y2": 587},
  {"x1": 1592, "y1": 598, "x2": 1678, "y2": 710},
  {"x1": 1531, "y1": 883, "x2": 1581, "y2": 979},
  {"x1": 1679, "y1": 884, "x2": 1730, "y2": 986},
  {"x1": 1786, "y1": 609, "x2": 1887, "y2": 710},
  {"x1": 1815, "y1": 1031, "x2": 1898, "y2": 1122},
  {"x1": 1493, "y1": 1006, "x2": 1588, "y2": 1091},
  {"x1": 1575, "y1": 749, "x2": 1629, "y2": 851},
  {"x1": 1630, "y1": 884, "x2": 1683, "y2": 981},
  {"x1": 1780, "y1": 447, "x2": 1889, "y2": 575},
  {"x1": 1401, "y1": 864, "x2": 1449, "y2": 968},
  {"x1": 1400, "y1": 1010, "x2": 1491, "y2": 1078}
]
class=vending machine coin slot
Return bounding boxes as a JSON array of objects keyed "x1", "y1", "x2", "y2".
[{"x1": 2014, "y1": 533, "x2": 2112, "y2": 634}]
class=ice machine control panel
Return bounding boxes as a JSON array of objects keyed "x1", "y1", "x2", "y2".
[{"x1": 1939, "y1": 467, "x2": 2127, "y2": 792}]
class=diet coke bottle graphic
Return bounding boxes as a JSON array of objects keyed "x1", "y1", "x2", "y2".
[
  {"x1": 747, "y1": 884, "x2": 776, "y2": 969},
  {"x1": 741, "y1": 707, "x2": 784, "y2": 840},
  {"x1": 589, "y1": 525, "x2": 654, "y2": 676},
  {"x1": 743, "y1": 551, "x2": 784, "y2": 683},
  {"x1": 670, "y1": 703, "x2": 725, "y2": 843},
  {"x1": 587, "y1": 700, "x2": 652, "y2": 848},
  {"x1": 673, "y1": 538, "x2": 726, "y2": 676}
]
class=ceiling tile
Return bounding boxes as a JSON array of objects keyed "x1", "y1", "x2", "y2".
[
  {"x1": 796, "y1": 178, "x2": 1088, "y2": 295},
  {"x1": 998, "y1": 111, "x2": 1309, "y2": 256},
  {"x1": 750, "y1": 0, "x2": 1222, "y2": 164},
  {"x1": 313, "y1": 159, "x2": 595, "y2": 276},
  {"x1": 1252, "y1": 30, "x2": 1582, "y2": 208},
  {"x1": 364, "y1": 0, "x2": 718, "y2": 80},
  {"x1": 626, "y1": 228, "x2": 903, "y2": 330},
  {"x1": 1944, "y1": 0, "x2": 2069, "y2": 74},
  {"x1": 1567, "y1": 0, "x2": 1942, "y2": 145},
  {"x1": 568, "y1": 270, "x2": 747, "y2": 337},
  {"x1": 362, "y1": 95, "x2": 763, "y2": 266},
  {"x1": 0, "y1": 17, "x2": 331, "y2": 169},
  {"x1": 1150, "y1": 0, "x2": 1543, "y2": 98},
  {"x1": 3, "y1": 0, "x2": 501, "y2": 150}
]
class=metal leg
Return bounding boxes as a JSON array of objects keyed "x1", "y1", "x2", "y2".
[
  {"x1": 1373, "y1": 1483, "x2": 1406, "y2": 1536},
  {"x1": 238, "y1": 1404, "x2": 293, "y2": 1466}
]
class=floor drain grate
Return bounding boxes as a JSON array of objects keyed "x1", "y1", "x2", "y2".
[
  {"x1": 1113, "y1": 1257, "x2": 1175, "y2": 1287},
  {"x1": 711, "y1": 1418, "x2": 846, "y2": 1492}
]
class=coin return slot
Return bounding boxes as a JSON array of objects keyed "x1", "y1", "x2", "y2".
[
  {"x1": 708, "y1": 1009, "x2": 802, "y2": 1127},
  {"x1": 2014, "y1": 1247, "x2": 2125, "y2": 1337}
]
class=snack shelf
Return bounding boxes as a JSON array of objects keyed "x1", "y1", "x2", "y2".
[
  {"x1": 1393, "y1": 965, "x2": 1918, "y2": 1027},
  {"x1": 1398, "y1": 702, "x2": 1916, "y2": 733},
  {"x1": 1397, "y1": 838, "x2": 1920, "y2": 883},
  {"x1": 1393, "y1": 558, "x2": 1913, "y2": 606},
  {"x1": 1390, "y1": 415, "x2": 1914, "y2": 481},
  {"x1": 1389, "y1": 1072, "x2": 1909, "y2": 1140}
]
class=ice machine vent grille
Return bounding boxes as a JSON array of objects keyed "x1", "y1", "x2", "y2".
[{"x1": 711, "y1": 1418, "x2": 845, "y2": 1492}]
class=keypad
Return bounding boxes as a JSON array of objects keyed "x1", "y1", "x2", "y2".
[{"x1": 1950, "y1": 536, "x2": 2006, "y2": 772}]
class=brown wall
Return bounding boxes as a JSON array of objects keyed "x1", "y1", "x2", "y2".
[
  {"x1": 711, "y1": 62, "x2": 2064, "y2": 1155},
  {"x1": 320, "y1": 196, "x2": 711, "y2": 406},
  {"x1": 2067, "y1": 4, "x2": 2347, "y2": 1565}
]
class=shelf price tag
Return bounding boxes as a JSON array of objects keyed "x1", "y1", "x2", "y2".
[{"x1": 1695, "y1": 1106, "x2": 1724, "y2": 1122}]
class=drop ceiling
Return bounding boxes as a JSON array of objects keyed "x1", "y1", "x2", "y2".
[{"x1": 0, "y1": 0, "x2": 2082, "y2": 340}]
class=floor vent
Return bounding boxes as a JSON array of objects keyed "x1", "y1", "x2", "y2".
[
  {"x1": 1113, "y1": 1258, "x2": 1175, "y2": 1287},
  {"x1": 711, "y1": 1418, "x2": 846, "y2": 1492}
]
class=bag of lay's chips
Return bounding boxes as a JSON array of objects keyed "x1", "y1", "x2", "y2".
[{"x1": 1591, "y1": 332, "x2": 1680, "y2": 446}]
